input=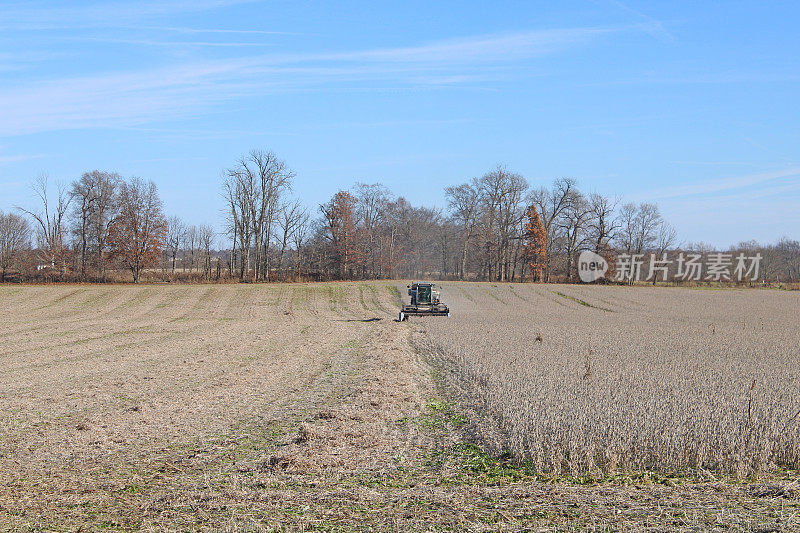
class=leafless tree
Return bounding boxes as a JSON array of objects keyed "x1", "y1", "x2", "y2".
[
  {"x1": 166, "y1": 216, "x2": 185, "y2": 274},
  {"x1": 184, "y1": 225, "x2": 198, "y2": 272},
  {"x1": 70, "y1": 174, "x2": 98, "y2": 280},
  {"x1": 650, "y1": 221, "x2": 678, "y2": 284},
  {"x1": 221, "y1": 151, "x2": 295, "y2": 281},
  {"x1": 198, "y1": 225, "x2": 214, "y2": 279},
  {"x1": 17, "y1": 174, "x2": 72, "y2": 274},
  {"x1": 68, "y1": 171, "x2": 118, "y2": 280},
  {"x1": 558, "y1": 191, "x2": 592, "y2": 280},
  {"x1": 655, "y1": 221, "x2": 678, "y2": 255},
  {"x1": 633, "y1": 203, "x2": 663, "y2": 254},
  {"x1": 493, "y1": 169, "x2": 527, "y2": 281},
  {"x1": 0, "y1": 211, "x2": 31, "y2": 282},
  {"x1": 354, "y1": 182, "x2": 390, "y2": 278},
  {"x1": 445, "y1": 181, "x2": 481, "y2": 280},
  {"x1": 290, "y1": 209, "x2": 311, "y2": 280},
  {"x1": 587, "y1": 192, "x2": 620, "y2": 252},
  {"x1": 616, "y1": 202, "x2": 638, "y2": 253},
  {"x1": 91, "y1": 172, "x2": 118, "y2": 280},
  {"x1": 223, "y1": 169, "x2": 253, "y2": 279},
  {"x1": 276, "y1": 200, "x2": 307, "y2": 281}
]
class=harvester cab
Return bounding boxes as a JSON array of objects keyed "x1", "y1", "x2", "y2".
[{"x1": 398, "y1": 281, "x2": 450, "y2": 321}]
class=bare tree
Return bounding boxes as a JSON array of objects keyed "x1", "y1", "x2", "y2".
[
  {"x1": 234, "y1": 150, "x2": 295, "y2": 281},
  {"x1": 291, "y1": 209, "x2": 311, "y2": 280},
  {"x1": 558, "y1": 191, "x2": 592, "y2": 280},
  {"x1": 276, "y1": 200, "x2": 307, "y2": 281},
  {"x1": 528, "y1": 177, "x2": 576, "y2": 281},
  {"x1": 633, "y1": 203, "x2": 663, "y2": 254},
  {"x1": 68, "y1": 171, "x2": 118, "y2": 280},
  {"x1": 223, "y1": 169, "x2": 253, "y2": 279},
  {"x1": 354, "y1": 182, "x2": 390, "y2": 278},
  {"x1": 70, "y1": 174, "x2": 98, "y2": 280},
  {"x1": 650, "y1": 221, "x2": 678, "y2": 284},
  {"x1": 0, "y1": 211, "x2": 31, "y2": 282},
  {"x1": 587, "y1": 192, "x2": 620, "y2": 252},
  {"x1": 166, "y1": 216, "x2": 185, "y2": 274},
  {"x1": 91, "y1": 172, "x2": 118, "y2": 280},
  {"x1": 445, "y1": 181, "x2": 481, "y2": 280},
  {"x1": 655, "y1": 221, "x2": 677, "y2": 255},
  {"x1": 493, "y1": 169, "x2": 527, "y2": 281},
  {"x1": 17, "y1": 174, "x2": 72, "y2": 274},
  {"x1": 198, "y1": 225, "x2": 214, "y2": 280},
  {"x1": 616, "y1": 202, "x2": 638, "y2": 253},
  {"x1": 184, "y1": 225, "x2": 198, "y2": 272}
]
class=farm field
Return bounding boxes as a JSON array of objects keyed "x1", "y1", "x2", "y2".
[
  {"x1": 0, "y1": 282, "x2": 798, "y2": 531},
  {"x1": 421, "y1": 283, "x2": 800, "y2": 476}
]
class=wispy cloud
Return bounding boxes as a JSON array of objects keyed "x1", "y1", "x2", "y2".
[
  {"x1": 605, "y1": 0, "x2": 674, "y2": 41},
  {"x1": 130, "y1": 25, "x2": 303, "y2": 36},
  {"x1": 587, "y1": 71, "x2": 800, "y2": 86},
  {"x1": 668, "y1": 160, "x2": 759, "y2": 166},
  {"x1": 642, "y1": 167, "x2": 800, "y2": 201},
  {"x1": 0, "y1": 153, "x2": 46, "y2": 164},
  {"x1": 648, "y1": 169, "x2": 800, "y2": 247},
  {"x1": 70, "y1": 37, "x2": 275, "y2": 47},
  {"x1": 0, "y1": 0, "x2": 261, "y2": 31},
  {"x1": 315, "y1": 29, "x2": 610, "y2": 64},
  {"x1": 0, "y1": 28, "x2": 613, "y2": 137},
  {"x1": 0, "y1": 51, "x2": 67, "y2": 72}
]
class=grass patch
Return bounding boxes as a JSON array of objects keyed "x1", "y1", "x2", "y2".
[
  {"x1": 457, "y1": 286, "x2": 475, "y2": 302},
  {"x1": 483, "y1": 287, "x2": 505, "y2": 303},
  {"x1": 386, "y1": 285, "x2": 401, "y2": 302},
  {"x1": 553, "y1": 290, "x2": 612, "y2": 311},
  {"x1": 419, "y1": 399, "x2": 468, "y2": 430}
]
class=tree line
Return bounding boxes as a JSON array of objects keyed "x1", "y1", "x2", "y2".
[{"x1": 1, "y1": 150, "x2": 798, "y2": 283}]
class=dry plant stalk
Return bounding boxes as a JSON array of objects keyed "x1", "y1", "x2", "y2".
[
  {"x1": 583, "y1": 344, "x2": 592, "y2": 380},
  {"x1": 423, "y1": 283, "x2": 800, "y2": 477}
]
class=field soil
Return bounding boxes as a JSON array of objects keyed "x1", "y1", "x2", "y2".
[{"x1": 0, "y1": 282, "x2": 797, "y2": 531}]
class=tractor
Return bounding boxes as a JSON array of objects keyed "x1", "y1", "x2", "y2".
[{"x1": 398, "y1": 281, "x2": 450, "y2": 321}]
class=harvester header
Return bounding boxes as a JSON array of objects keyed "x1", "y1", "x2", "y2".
[{"x1": 398, "y1": 281, "x2": 450, "y2": 321}]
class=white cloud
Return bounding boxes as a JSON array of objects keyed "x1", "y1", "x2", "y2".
[
  {"x1": 641, "y1": 168, "x2": 800, "y2": 201},
  {"x1": 70, "y1": 37, "x2": 276, "y2": 47},
  {"x1": 129, "y1": 26, "x2": 302, "y2": 36},
  {"x1": 0, "y1": 0, "x2": 261, "y2": 30},
  {"x1": 0, "y1": 153, "x2": 45, "y2": 164},
  {"x1": 0, "y1": 28, "x2": 612, "y2": 137}
]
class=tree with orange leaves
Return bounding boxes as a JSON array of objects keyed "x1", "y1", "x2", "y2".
[
  {"x1": 107, "y1": 178, "x2": 167, "y2": 283},
  {"x1": 320, "y1": 190, "x2": 361, "y2": 279},
  {"x1": 523, "y1": 204, "x2": 547, "y2": 282}
]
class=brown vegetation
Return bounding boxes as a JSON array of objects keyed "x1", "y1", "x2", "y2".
[
  {"x1": 421, "y1": 283, "x2": 800, "y2": 478},
  {"x1": 0, "y1": 283, "x2": 797, "y2": 530}
]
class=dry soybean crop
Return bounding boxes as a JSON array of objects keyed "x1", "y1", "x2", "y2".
[{"x1": 421, "y1": 283, "x2": 800, "y2": 477}]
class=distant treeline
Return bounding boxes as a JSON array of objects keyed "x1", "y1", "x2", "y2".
[{"x1": 1, "y1": 149, "x2": 798, "y2": 283}]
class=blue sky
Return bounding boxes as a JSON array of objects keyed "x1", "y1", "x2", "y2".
[{"x1": 0, "y1": 0, "x2": 798, "y2": 247}]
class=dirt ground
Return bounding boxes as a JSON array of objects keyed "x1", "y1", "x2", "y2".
[{"x1": 0, "y1": 282, "x2": 797, "y2": 531}]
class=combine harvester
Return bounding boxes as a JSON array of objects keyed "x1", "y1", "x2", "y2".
[{"x1": 398, "y1": 281, "x2": 450, "y2": 321}]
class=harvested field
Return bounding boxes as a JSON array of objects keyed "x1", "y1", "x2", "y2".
[
  {"x1": 0, "y1": 282, "x2": 798, "y2": 531},
  {"x1": 420, "y1": 283, "x2": 800, "y2": 477}
]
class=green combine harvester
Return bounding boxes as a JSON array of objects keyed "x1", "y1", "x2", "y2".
[{"x1": 398, "y1": 281, "x2": 450, "y2": 321}]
